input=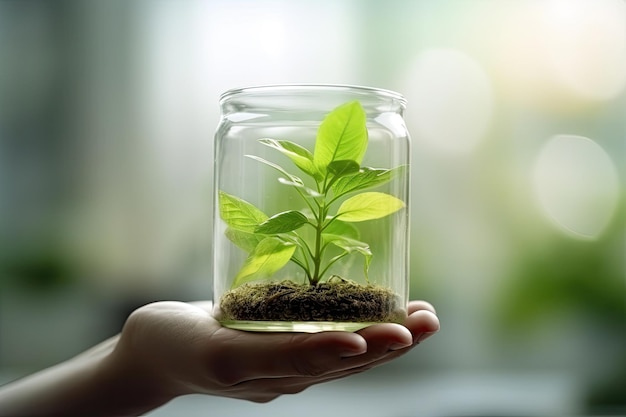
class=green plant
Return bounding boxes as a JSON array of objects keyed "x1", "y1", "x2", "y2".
[{"x1": 218, "y1": 101, "x2": 405, "y2": 288}]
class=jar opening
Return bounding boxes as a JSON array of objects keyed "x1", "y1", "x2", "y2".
[{"x1": 219, "y1": 84, "x2": 406, "y2": 113}]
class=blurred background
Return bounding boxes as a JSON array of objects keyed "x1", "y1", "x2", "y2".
[{"x1": 0, "y1": 0, "x2": 624, "y2": 416}]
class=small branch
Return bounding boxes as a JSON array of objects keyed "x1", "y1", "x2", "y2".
[{"x1": 319, "y1": 252, "x2": 349, "y2": 279}]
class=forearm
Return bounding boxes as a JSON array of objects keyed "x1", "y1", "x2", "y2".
[{"x1": 0, "y1": 336, "x2": 172, "y2": 417}]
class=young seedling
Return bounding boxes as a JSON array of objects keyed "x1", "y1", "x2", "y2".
[{"x1": 219, "y1": 100, "x2": 405, "y2": 289}]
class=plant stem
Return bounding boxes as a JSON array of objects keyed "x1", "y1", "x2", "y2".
[{"x1": 311, "y1": 201, "x2": 325, "y2": 286}]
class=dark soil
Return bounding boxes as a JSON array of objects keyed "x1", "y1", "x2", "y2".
[{"x1": 219, "y1": 279, "x2": 403, "y2": 323}]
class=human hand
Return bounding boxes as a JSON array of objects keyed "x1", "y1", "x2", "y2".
[{"x1": 107, "y1": 300, "x2": 439, "y2": 405}]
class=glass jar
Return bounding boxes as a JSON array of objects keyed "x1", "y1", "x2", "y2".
[{"x1": 212, "y1": 85, "x2": 410, "y2": 332}]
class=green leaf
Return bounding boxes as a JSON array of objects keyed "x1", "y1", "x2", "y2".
[
  {"x1": 246, "y1": 155, "x2": 306, "y2": 187},
  {"x1": 259, "y1": 139, "x2": 319, "y2": 179},
  {"x1": 277, "y1": 177, "x2": 321, "y2": 198},
  {"x1": 218, "y1": 190, "x2": 268, "y2": 232},
  {"x1": 327, "y1": 160, "x2": 360, "y2": 179},
  {"x1": 332, "y1": 165, "x2": 406, "y2": 196},
  {"x1": 233, "y1": 237, "x2": 297, "y2": 287},
  {"x1": 313, "y1": 101, "x2": 368, "y2": 175},
  {"x1": 225, "y1": 227, "x2": 265, "y2": 253},
  {"x1": 337, "y1": 192, "x2": 405, "y2": 222},
  {"x1": 322, "y1": 219, "x2": 360, "y2": 240},
  {"x1": 255, "y1": 210, "x2": 308, "y2": 234}
]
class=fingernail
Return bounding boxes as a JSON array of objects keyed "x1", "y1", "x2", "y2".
[
  {"x1": 339, "y1": 344, "x2": 367, "y2": 357},
  {"x1": 389, "y1": 341, "x2": 412, "y2": 351},
  {"x1": 414, "y1": 331, "x2": 438, "y2": 344},
  {"x1": 340, "y1": 349, "x2": 366, "y2": 358}
]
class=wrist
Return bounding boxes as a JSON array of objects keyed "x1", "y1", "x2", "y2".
[
  {"x1": 98, "y1": 340, "x2": 177, "y2": 416},
  {"x1": 0, "y1": 335, "x2": 174, "y2": 417}
]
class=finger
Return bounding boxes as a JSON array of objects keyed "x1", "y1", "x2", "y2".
[
  {"x1": 357, "y1": 323, "x2": 413, "y2": 353},
  {"x1": 408, "y1": 300, "x2": 436, "y2": 315},
  {"x1": 314, "y1": 322, "x2": 411, "y2": 371},
  {"x1": 187, "y1": 300, "x2": 213, "y2": 312},
  {"x1": 205, "y1": 329, "x2": 368, "y2": 384},
  {"x1": 333, "y1": 310, "x2": 440, "y2": 370},
  {"x1": 332, "y1": 308, "x2": 440, "y2": 369},
  {"x1": 404, "y1": 309, "x2": 440, "y2": 344}
]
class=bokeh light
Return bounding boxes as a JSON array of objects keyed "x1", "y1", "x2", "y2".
[
  {"x1": 491, "y1": 0, "x2": 626, "y2": 105},
  {"x1": 545, "y1": 0, "x2": 626, "y2": 101},
  {"x1": 404, "y1": 49, "x2": 493, "y2": 153},
  {"x1": 532, "y1": 134, "x2": 620, "y2": 239},
  {"x1": 197, "y1": 1, "x2": 357, "y2": 88}
]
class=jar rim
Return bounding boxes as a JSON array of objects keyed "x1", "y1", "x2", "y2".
[{"x1": 219, "y1": 84, "x2": 407, "y2": 107}]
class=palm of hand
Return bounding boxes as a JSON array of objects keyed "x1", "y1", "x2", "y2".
[{"x1": 111, "y1": 300, "x2": 439, "y2": 403}]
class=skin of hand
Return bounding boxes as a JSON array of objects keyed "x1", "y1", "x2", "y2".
[{"x1": 0, "y1": 300, "x2": 439, "y2": 417}]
